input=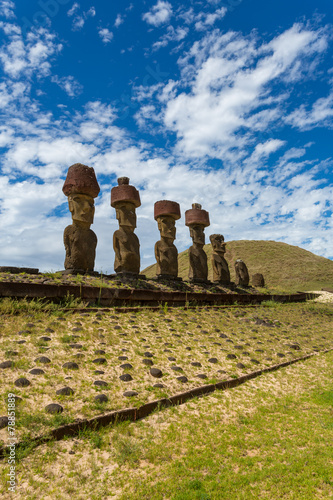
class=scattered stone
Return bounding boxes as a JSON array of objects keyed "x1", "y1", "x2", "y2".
[
  {"x1": 234, "y1": 345, "x2": 243, "y2": 350},
  {"x1": 185, "y1": 347, "x2": 191, "y2": 351},
  {"x1": 219, "y1": 334, "x2": 228, "y2": 339},
  {"x1": 153, "y1": 383, "x2": 165, "y2": 388},
  {"x1": 62, "y1": 362, "x2": 79, "y2": 369},
  {"x1": 177, "y1": 376, "x2": 188, "y2": 383},
  {"x1": 120, "y1": 363, "x2": 133, "y2": 370},
  {"x1": 120, "y1": 374, "x2": 133, "y2": 382},
  {"x1": 255, "y1": 349, "x2": 264, "y2": 353},
  {"x1": 29, "y1": 368, "x2": 45, "y2": 375},
  {"x1": 168, "y1": 356, "x2": 176, "y2": 361},
  {"x1": 0, "y1": 416, "x2": 9, "y2": 429},
  {"x1": 73, "y1": 353, "x2": 85, "y2": 358},
  {"x1": 94, "y1": 349, "x2": 106, "y2": 355},
  {"x1": 226, "y1": 354, "x2": 237, "y2": 359},
  {"x1": 94, "y1": 370, "x2": 104, "y2": 375},
  {"x1": 171, "y1": 366, "x2": 182, "y2": 371},
  {"x1": 39, "y1": 336, "x2": 51, "y2": 342},
  {"x1": 56, "y1": 387, "x2": 74, "y2": 396},
  {"x1": 92, "y1": 358, "x2": 107, "y2": 364},
  {"x1": 69, "y1": 344, "x2": 83, "y2": 349},
  {"x1": 276, "y1": 353, "x2": 285, "y2": 357},
  {"x1": 14, "y1": 377, "x2": 31, "y2": 387},
  {"x1": 196, "y1": 374, "x2": 207, "y2": 379},
  {"x1": 250, "y1": 359, "x2": 260, "y2": 364},
  {"x1": 289, "y1": 344, "x2": 301, "y2": 350},
  {"x1": 118, "y1": 356, "x2": 128, "y2": 361},
  {"x1": 123, "y1": 391, "x2": 138, "y2": 397},
  {"x1": 236, "y1": 363, "x2": 246, "y2": 369},
  {"x1": 34, "y1": 356, "x2": 51, "y2": 364},
  {"x1": 0, "y1": 360, "x2": 14, "y2": 369},
  {"x1": 94, "y1": 380, "x2": 108, "y2": 387},
  {"x1": 45, "y1": 328, "x2": 55, "y2": 333},
  {"x1": 191, "y1": 362, "x2": 202, "y2": 367},
  {"x1": 45, "y1": 403, "x2": 63, "y2": 414},
  {"x1": 142, "y1": 359, "x2": 154, "y2": 366},
  {"x1": 16, "y1": 340, "x2": 26, "y2": 344},
  {"x1": 143, "y1": 352, "x2": 154, "y2": 358},
  {"x1": 208, "y1": 358, "x2": 218, "y2": 363},
  {"x1": 150, "y1": 368, "x2": 163, "y2": 378},
  {"x1": 95, "y1": 394, "x2": 108, "y2": 403},
  {"x1": 6, "y1": 350, "x2": 18, "y2": 356}
]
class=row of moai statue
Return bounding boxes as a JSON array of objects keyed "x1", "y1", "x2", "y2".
[{"x1": 62, "y1": 163, "x2": 255, "y2": 286}]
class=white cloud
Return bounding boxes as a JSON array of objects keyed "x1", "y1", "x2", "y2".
[
  {"x1": 195, "y1": 7, "x2": 227, "y2": 31},
  {"x1": 150, "y1": 24, "x2": 332, "y2": 158},
  {"x1": 152, "y1": 26, "x2": 188, "y2": 51},
  {"x1": 0, "y1": 24, "x2": 62, "y2": 79},
  {"x1": 114, "y1": 14, "x2": 123, "y2": 28},
  {"x1": 286, "y1": 92, "x2": 333, "y2": 130},
  {"x1": 51, "y1": 75, "x2": 83, "y2": 97},
  {"x1": 0, "y1": 0, "x2": 15, "y2": 19},
  {"x1": 68, "y1": 4, "x2": 96, "y2": 31},
  {"x1": 98, "y1": 28, "x2": 113, "y2": 44},
  {"x1": 142, "y1": 1, "x2": 172, "y2": 27}
]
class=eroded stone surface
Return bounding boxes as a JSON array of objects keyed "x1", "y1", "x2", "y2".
[
  {"x1": 185, "y1": 204, "x2": 210, "y2": 281},
  {"x1": 210, "y1": 234, "x2": 231, "y2": 284},
  {"x1": 235, "y1": 259, "x2": 250, "y2": 287},
  {"x1": 252, "y1": 273, "x2": 265, "y2": 287},
  {"x1": 63, "y1": 163, "x2": 100, "y2": 273},
  {"x1": 45, "y1": 403, "x2": 63, "y2": 414},
  {"x1": 154, "y1": 200, "x2": 181, "y2": 278}
]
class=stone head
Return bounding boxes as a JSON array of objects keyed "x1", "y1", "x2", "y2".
[
  {"x1": 190, "y1": 225, "x2": 205, "y2": 246},
  {"x1": 209, "y1": 234, "x2": 226, "y2": 254},
  {"x1": 115, "y1": 201, "x2": 137, "y2": 230},
  {"x1": 157, "y1": 215, "x2": 176, "y2": 241},
  {"x1": 68, "y1": 193, "x2": 95, "y2": 227}
]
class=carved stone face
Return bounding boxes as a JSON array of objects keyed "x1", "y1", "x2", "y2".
[
  {"x1": 190, "y1": 225, "x2": 205, "y2": 246},
  {"x1": 210, "y1": 234, "x2": 226, "y2": 254},
  {"x1": 115, "y1": 201, "x2": 137, "y2": 230},
  {"x1": 68, "y1": 194, "x2": 95, "y2": 226},
  {"x1": 157, "y1": 216, "x2": 176, "y2": 241}
]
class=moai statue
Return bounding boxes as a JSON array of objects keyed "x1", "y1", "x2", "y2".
[
  {"x1": 111, "y1": 177, "x2": 141, "y2": 276},
  {"x1": 252, "y1": 273, "x2": 265, "y2": 287},
  {"x1": 185, "y1": 203, "x2": 210, "y2": 282},
  {"x1": 209, "y1": 234, "x2": 231, "y2": 284},
  {"x1": 154, "y1": 200, "x2": 181, "y2": 279},
  {"x1": 62, "y1": 163, "x2": 100, "y2": 274},
  {"x1": 235, "y1": 259, "x2": 249, "y2": 287}
]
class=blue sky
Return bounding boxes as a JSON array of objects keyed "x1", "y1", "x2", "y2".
[{"x1": 0, "y1": 0, "x2": 332, "y2": 273}]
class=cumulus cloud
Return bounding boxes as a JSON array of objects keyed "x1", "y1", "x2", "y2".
[
  {"x1": 152, "y1": 25, "x2": 188, "y2": 51},
  {"x1": 98, "y1": 27, "x2": 113, "y2": 44},
  {"x1": 195, "y1": 7, "x2": 227, "y2": 31},
  {"x1": 114, "y1": 14, "x2": 124, "y2": 28},
  {"x1": 0, "y1": 24, "x2": 62, "y2": 79},
  {"x1": 68, "y1": 4, "x2": 96, "y2": 31},
  {"x1": 0, "y1": 0, "x2": 15, "y2": 19},
  {"x1": 286, "y1": 92, "x2": 333, "y2": 130},
  {"x1": 51, "y1": 75, "x2": 83, "y2": 97},
  {"x1": 142, "y1": 1, "x2": 173, "y2": 27}
]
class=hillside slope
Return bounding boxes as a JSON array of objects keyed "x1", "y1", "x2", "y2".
[{"x1": 142, "y1": 240, "x2": 333, "y2": 292}]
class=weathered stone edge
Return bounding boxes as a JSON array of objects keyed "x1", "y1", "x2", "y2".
[
  {"x1": 0, "y1": 348, "x2": 331, "y2": 460},
  {"x1": 0, "y1": 281, "x2": 319, "y2": 306}
]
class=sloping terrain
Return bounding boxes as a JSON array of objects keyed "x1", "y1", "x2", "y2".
[{"x1": 143, "y1": 240, "x2": 333, "y2": 292}]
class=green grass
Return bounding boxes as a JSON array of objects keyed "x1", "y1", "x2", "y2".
[
  {"x1": 143, "y1": 240, "x2": 333, "y2": 293},
  {"x1": 1, "y1": 350, "x2": 332, "y2": 499}
]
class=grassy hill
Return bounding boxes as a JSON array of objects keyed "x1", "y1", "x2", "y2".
[{"x1": 142, "y1": 240, "x2": 333, "y2": 292}]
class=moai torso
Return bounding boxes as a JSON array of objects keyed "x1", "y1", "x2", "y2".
[
  {"x1": 235, "y1": 259, "x2": 249, "y2": 286},
  {"x1": 155, "y1": 238, "x2": 178, "y2": 276},
  {"x1": 188, "y1": 245, "x2": 208, "y2": 280},
  {"x1": 113, "y1": 228, "x2": 140, "y2": 274},
  {"x1": 111, "y1": 179, "x2": 141, "y2": 276},
  {"x1": 64, "y1": 224, "x2": 97, "y2": 272},
  {"x1": 210, "y1": 234, "x2": 230, "y2": 284}
]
